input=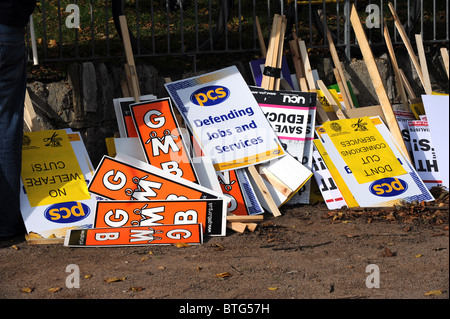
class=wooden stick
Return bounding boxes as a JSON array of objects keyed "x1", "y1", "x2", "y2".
[
  {"x1": 119, "y1": 15, "x2": 141, "y2": 102},
  {"x1": 350, "y1": 4, "x2": 411, "y2": 162},
  {"x1": 415, "y1": 34, "x2": 433, "y2": 95},
  {"x1": 388, "y1": 2, "x2": 426, "y2": 91},
  {"x1": 317, "y1": 80, "x2": 347, "y2": 119},
  {"x1": 247, "y1": 165, "x2": 282, "y2": 217},
  {"x1": 23, "y1": 89, "x2": 40, "y2": 132},
  {"x1": 398, "y1": 68, "x2": 417, "y2": 100},
  {"x1": 244, "y1": 223, "x2": 258, "y2": 232},
  {"x1": 226, "y1": 222, "x2": 247, "y2": 233},
  {"x1": 26, "y1": 238, "x2": 64, "y2": 245},
  {"x1": 289, "y1": 38, "x2": 309, "y2": 91},
  {"x1": 274, "y1": 16, "x2": 287, "y2": 91},
  {"x1": 258, "y1": 165, "x2": 293, "y2": 197},
  {"x1": 226, "y1": 215, "x2": 264, "y2": 223},
  {"x1": 255, "y1": 16, "x2": 267, "y2": 58},
  {"x1": 261, "y1": 15, "x2": 282, "y2": 90},
  {"x1": 384, "y1": 25, "x2": 410, "y2": 111},
  {"x1": 332, "y1": 68, "x2": 352, "y2": 110},
  {"x1": 325, "y1": 24, "x2": 354, "y2": 109},
  {"x1": 298, "y1": 39, "x2": 316, "y2": 91},
  {"x1": 268, "y1": 15, "x2": 283, "y2": 90},
  {"x1": 440, "y1": 47, "x2": 449, "y2": 79}
]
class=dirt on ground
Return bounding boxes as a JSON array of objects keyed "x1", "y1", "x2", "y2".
[{"x1": 0, "y1": 188, "x2": 448, "y2": 306}]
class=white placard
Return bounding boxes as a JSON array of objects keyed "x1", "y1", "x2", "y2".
[{"x1": 165, "y1": 66, "x2": 285, "y2": 172}]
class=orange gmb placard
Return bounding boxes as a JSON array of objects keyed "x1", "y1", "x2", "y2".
[
  {"x1": 217, "y1": 170, "x2": 249, "y2": 215},
  {"x1": 88, "y1": 156, "x2": 217, "y2": 201},
  {"x1": 130, "y1": 98, "x2": 198, "y2": 183},
  {"x1": 93, "y1": 199, "x2": 226, "y2": 236},
  {"x1": 64, "y1": 224, "x2": 203, "y2": 247}
]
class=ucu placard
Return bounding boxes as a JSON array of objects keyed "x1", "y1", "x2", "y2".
[{"x1": 190, "y1": 85, "x2": 230, "y2": 106}]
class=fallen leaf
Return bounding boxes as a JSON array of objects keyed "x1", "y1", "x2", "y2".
[
  {"x1": 140, "y1": 256, "x2": 149, "y2": 261},
  {"x1": 20, "y1": 287, "x2": 34, "y2": 293},
  {"x1": 382, "y1": 247, "x2": 396, "y2": 257},
  {"x1": 11, "y1": 245, "x2": 19, "y2": 250},
  {"x1": 130, "y1": 286, "x2": 145, "y2": 292},
  {"x1": 25, "y1": 232, "x2": 42, "y2": 240},
  {"x1": 48, "y1": 287, "x2": 62, "y2": 293},
  {"x1": 216, "y1": 272, "x2": 232, "y2": 278},
  {"x1": 174, "y1": 243, "x2": 190, "y2": 248},
  {"x1": 424, "y1": 289, "x2": 443, "y2": 296},
  {"x1": 104, "y1": 277, "x2": 126, "y2": 283},
  {"x1": 84, "y1": 274, "x2": 93, "y2": 279},
  {"x1": 213, "y1": 243, "x2": 225, "y2": 251},
  {"x1": 268, "y1": 287, "x2": 279, "y2": 291},
  {"x1": 158, "y1": 266, "x2": 166, "y2": 270},
  {"x1": 415, "y1": 254, "x2": 423, "y2": 258}
]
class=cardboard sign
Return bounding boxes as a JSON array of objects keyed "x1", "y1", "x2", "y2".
[
  {"x1": 289, "y1": 105, "x2": 317, "y2": 204},
  {"x1": 250, "y1": 86, "x2": 313, "y2": 162},
  {"x1": 316, "y1": 117, "x2": 433, "y2": 207},
  {"x1": 408, "y1": 120, "x2": 443, "y2": 189},
  {"x1": 21, "y1": 130, "x2": 91, "y2": 207},
  {"x1": 130, "y1": 98, "x2": 199, "y2": 183},
  {"x1": 249, "y1": 57, "x2": 295, "y2": 90},
  {"x1": 94, "y1": 199, "x2": 225, "y2": 236},
  {"x1": 254, "y1": 152, "x2": 313, "y2": 207},
  {"x1": 217, "y1": 169, "x2": 263, "y2": 216},
  {"x1": 165, "y1": 66, "x2": 285, "y2": 171},
  {"x1": 64, "y1": 224, "x2": 203, "y2": 247},
  {"x1": 327, "y1": 82, "x2": 359, "y2": 108},
  {"x1": 317, "y1": 89, "x2": 341, "y2": 113},
  {"x1": 321, "y1": 117, "x2": 407, "y2": 184},
  {"x1": 88, "y1": 155, "x2": 224, "y2": 202},
  {"x1": 113, "y1": 95, "x2": 157, "y2": 138},
  {"x1": 311, "y1": 144, "x2": 348, "y2": 210},
  {"x1": 20, "y1": 130, "x2": 97, "y2": 238},
  {"x1": 314, "y1": 139, "x2": 359, "y2": 208},
  {"x1": 421, "y1": 94, "x2": 449, "y2": 189},
  {"x1": 394, "y1": 108, "x2": 416, "y2": 160}
]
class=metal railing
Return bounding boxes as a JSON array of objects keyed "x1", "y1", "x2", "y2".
[{"x1": 27, "y1": 0, "x2": 449, "y2": 65}]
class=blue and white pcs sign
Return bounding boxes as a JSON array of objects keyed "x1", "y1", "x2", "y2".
[{"x1": 165, "y1": 66, "x2": 285, "y2": 172}]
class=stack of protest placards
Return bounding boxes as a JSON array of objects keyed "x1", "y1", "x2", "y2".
[
  {"x1": 24, "y1": 10, "x2": 448, "y2": 248},
  {"x1": 65, "y1": 98, "x2": 230, "y2": 246}
]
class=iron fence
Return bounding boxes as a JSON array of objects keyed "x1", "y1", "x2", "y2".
[{"x1": 27, "y1": 0, "x2": 449, "y2": 67}]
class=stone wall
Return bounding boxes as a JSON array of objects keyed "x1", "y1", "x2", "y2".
[{"x1": 25, "y1": 49, "x2": 448, "y2": 167}]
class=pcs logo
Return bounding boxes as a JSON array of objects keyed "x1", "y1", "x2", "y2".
[
  {"x1": 191, "y1": 85, "x2": 230, "y2": 106},
  {"x1": 44, "y1": 202, "x2": 90, "y2": 223},
  {"x1": 369, "y1": 178, "x2": 408, "y2": 197}
]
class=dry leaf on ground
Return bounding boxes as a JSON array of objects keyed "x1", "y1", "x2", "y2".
[
  {"x1": 424, "y1": 289, "x2": 443, "y2": 296},
  {"x1": 48, "y1": 287, "x2": 61, "y2": 293},
  {"x1": 104, "y1": 277, "x2": 126, "y2": 283}
]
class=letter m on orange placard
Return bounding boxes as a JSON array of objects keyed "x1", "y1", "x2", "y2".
[{"x1": 130, "y1": 98, "x2": 199, "y2": 183}]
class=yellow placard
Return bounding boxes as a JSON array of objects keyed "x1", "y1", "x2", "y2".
[
  {"x1": 313, "y1": 138, "x2": 359, "y2": 208},
  {"x1": 410, "y1": 101, "x2": 425, "y2": 120},
  {"x1": 329, "y1": 89, "x2": 343, "y2": 104},
  {"x1": 21, "y1": 130, "x2": 90, "y2": 207},
  {"x1": 321, "y1": 117, "x2": 407, "y2": 184}
]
